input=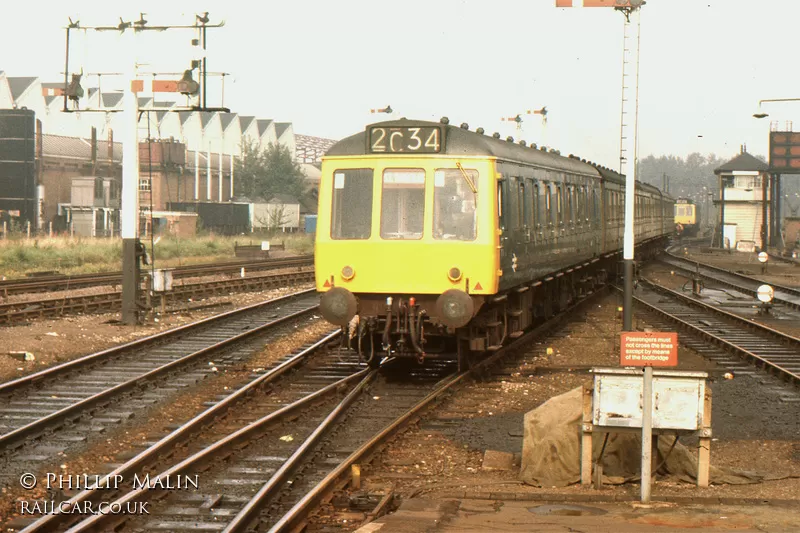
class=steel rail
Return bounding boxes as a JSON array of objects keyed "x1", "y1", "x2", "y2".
[
  {"x1": 0, "y1": 256, "x2": 313, "y2": 296},
  {"x1": 22, "y1": 331, "x2": 348, "y2": 533},
  {"x1": 626, "y1": 281, "x2": 800, "y2": 385},
  {"x1": 0, "y1": 292, "x2": 320, "y2": 449},
  {"x1": 42, "y1": 286, "x2": 609, "y2": 533},
  {"x1": 267, "y1": 286, "x2": 612, "y2": 533},
  {"x1": 0, "y1": 288, "x2": 315, "y2": 394},
  {"x1": 661, "y1": 251, "x2": 800, "y2": 310},
  {"x1": 0, "y1": 269, "x2": 314, "y2": 325},
  {"x1": 222, "y1": 369, "x2": 378, "y2": 533}
]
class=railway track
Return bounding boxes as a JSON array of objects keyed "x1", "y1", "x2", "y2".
[
  {"x1": 659, "y1": 251, "x2": 800, "y2": 311},
  {"x1": 0, "y1": 289, "x2": 321, "y2": 493},
  {"x1": 0, "y1": 256, "x2": 313, "y2": 298},
  {"x1": 628, "y1": 279, "x2": 800, "y2": 388},
  {"x1": 13, "y1": 285, "x2": 611, "y2": 533},
  {"x1": 0, "y1": 268, "x2": 314, "y2": 325}
]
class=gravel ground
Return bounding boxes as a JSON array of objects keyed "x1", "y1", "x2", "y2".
[{"x1": 355, "y1": 288, "x2": 800, "y2": 517}]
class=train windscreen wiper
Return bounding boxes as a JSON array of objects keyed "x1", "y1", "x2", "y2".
[{"x1": 455, "y1": 162, "x2": 477, "y2": 194}]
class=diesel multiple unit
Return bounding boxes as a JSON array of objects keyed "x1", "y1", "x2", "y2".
[{"x1": 315, "y1": 118, "x2": 674, "y2": 369}]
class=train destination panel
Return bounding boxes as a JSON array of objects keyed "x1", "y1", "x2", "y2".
[{"x1": 368, "y1": 126, "x2": 444, "y2": 154}]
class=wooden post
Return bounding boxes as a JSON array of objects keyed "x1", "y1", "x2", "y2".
[
  {"x1": 697, "y1": 387, "x2": 712, "y2": 487},
  {"x1": 351, "y1": 464, "x2": 361, "y2": 490},
  {"x1": 580, "y1": 384, "x2": 594, "y2": 485}
]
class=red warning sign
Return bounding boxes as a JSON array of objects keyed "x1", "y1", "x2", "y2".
[
  {"x1": 473, "y1": 282, "x2": 483, "y2": 291},
  {"x1": 323, "y1": 279, "x2": 331, "y2": 288},
  {"x1": 620, "y1": 332, "x2": 678, "y2": 367}
]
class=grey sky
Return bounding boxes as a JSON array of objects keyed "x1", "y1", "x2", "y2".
[{"x1": 3, "y1": 0, "x2": 799, "y2": 167}]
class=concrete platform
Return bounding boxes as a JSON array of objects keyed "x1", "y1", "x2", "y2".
[{"x1": 356, "y1": 497, "x2": 800, "y2": 532}]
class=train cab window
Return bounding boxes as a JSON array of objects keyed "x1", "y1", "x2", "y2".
[
  {"x1": 331, "y1": 168, "x2": 373, "y2": 240},
  {"x1": 433, "y1": 168, "x2": 478, "y2": 241},
  {"x1": 381, "y1": 169, "x2": 425, "y2": 240}
]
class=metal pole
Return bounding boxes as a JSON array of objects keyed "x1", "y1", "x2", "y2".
[
  {"x1": 719, "y1": 174, "x2": 725, "y2": 249},
  {"x1": 622, "y1": 7, "x2": 641, "y2": 332},
  {"x1": 641, "y1": 365, "x2": 653, "y2": 503},
  {"x1": 230, "y1": 154, "x2": 235, "y2": 199},
  {"x1": 63, "y1": 27, "x2": 70, "y2": 113},
  {"x1": 121, "y1": 25, "x2": 141, "y2": 325}
]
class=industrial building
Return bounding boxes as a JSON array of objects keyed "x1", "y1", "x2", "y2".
[{"x1": 0, "y1": 71, "x2": 333, "y2": 236}]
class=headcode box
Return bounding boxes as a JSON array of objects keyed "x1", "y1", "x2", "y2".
[{"x1": 620, "y1": 332, "x2": 678, "y2": 367}]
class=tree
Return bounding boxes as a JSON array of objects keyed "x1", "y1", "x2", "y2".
[{"x1": 234, "y1": 140, "x2": 306, "y2": 201}]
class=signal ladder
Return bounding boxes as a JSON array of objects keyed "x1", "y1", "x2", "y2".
[{"x1": 618, "y1": 9, "x2": 641, "y2": 175}]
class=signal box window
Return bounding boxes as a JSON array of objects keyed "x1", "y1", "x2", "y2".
[
  {"x1": 331, "y1": 169, "x2": 373, "y2": 239},
  {"x1": 381, "y1": 169, "x2": 425, "y2": 240},
  {"x1": 434, "y1": 168, "x2": 478, "y2": 241}
]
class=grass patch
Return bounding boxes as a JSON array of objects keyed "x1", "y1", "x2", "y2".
[{"x1": 0, "y1": 233, "x2": 314, "y2": 279}]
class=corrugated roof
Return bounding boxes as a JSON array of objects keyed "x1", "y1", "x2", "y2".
[
  {"x1": 7, "y1": 76, "x2": 37, "y2": 100},
  {"x1": 43, "y1": 133, "x2": 122, "y2": 162},
  {"x1": 275, "y1": 122, "x2": 291, "y2": 139},
  {"x1": 257, "y1": 119, "x2": 273, "y2": 137},
  {"x1": 714, "y1": 151, "x2": 769, "y2": 173}
]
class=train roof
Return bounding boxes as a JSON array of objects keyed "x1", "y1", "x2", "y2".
[{"x1": 326, "y1": 118, "x2": 670, "y2": 197}]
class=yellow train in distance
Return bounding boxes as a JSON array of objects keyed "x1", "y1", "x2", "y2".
[
  {"x1": 674, "y1": 198, "x2": 700, "y2": 237},
  {"x1": 315, "y1": 118, "x2": 674, "y2": 369}
]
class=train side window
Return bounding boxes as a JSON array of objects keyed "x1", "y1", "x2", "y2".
[
  {"x1": 331, "y1": 168, "x2": 374, "y2": 240},
  {"x1": 380, "y1": 168, "x2": 425, "y2": 240},
  {"x1": 517, "y1": 178, "x2": 525, "y2": 231},
  {"x1": 565, "y1": 185, "x2": 573, "y2": 225},
  {"x1": 556, "y1": 185, "x2": 563, "y2": 225},
  {"x1": 531, "y1": 181, "x2": 539, "y2": 230},
  {"x1": 433, "y1": 167, "x2": 478, "y2": 241}
]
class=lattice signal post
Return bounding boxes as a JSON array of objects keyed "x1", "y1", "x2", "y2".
[{"x1": 61, "y1": 13, "x2": 228, "y2": 325}]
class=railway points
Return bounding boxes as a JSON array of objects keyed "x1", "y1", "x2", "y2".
[{"x1": 0, "y1": 290, "x2": 321, "y2": 502}]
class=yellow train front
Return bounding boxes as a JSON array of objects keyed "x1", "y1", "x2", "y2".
[
  {"x1": 674, "y1": 198, "x2": 701, "y2": 237},
  {"x1": 315, "y1": 118, "x2": 672, "y2": 369}
]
